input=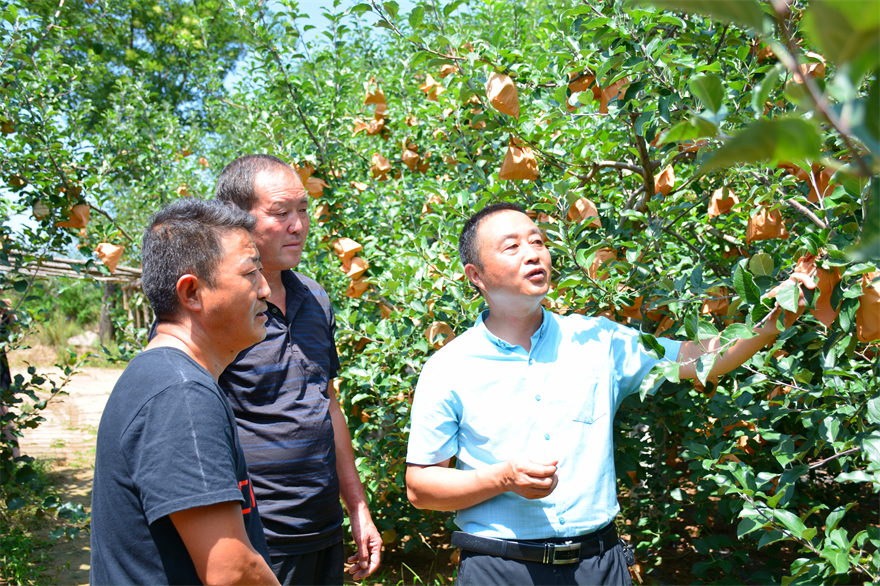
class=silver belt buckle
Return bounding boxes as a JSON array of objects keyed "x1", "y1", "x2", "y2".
[{"x1": 544, "y1": 541, "x2": 581, "y2": 565}]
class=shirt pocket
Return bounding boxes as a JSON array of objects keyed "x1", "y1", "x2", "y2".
[{"x1": 572, "y1": 376, "x2": 607, "y2": 425}]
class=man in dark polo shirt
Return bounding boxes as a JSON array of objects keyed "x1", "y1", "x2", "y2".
[{"x1": 215, "y1": 154, "x2": 381, "y2": 585}]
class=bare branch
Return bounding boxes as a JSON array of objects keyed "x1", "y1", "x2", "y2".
[
  {"x1": 809, "y1": 447, "x2": 861, "y2": 470},
  {"x1": 784, "y1": 198, "x2": 827, "y2": 230}
]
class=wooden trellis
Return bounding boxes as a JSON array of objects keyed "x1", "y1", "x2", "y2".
[{"x1": 0, "y1": 254, "x2": 152, "y2": 332}]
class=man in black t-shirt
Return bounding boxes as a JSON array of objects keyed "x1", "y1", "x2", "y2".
[{"x1": 90, "y1": 198, "x2": 280, "y2": 586}]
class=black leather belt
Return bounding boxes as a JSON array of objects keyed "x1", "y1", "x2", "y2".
[{"x1": 451, "y1": 523, "x2": 618, "y2": 565}]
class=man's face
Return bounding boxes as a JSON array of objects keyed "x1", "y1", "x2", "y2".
[
  {"x1": 250, "y1": 167, "x2": 309, "y2": 272},
  {"x1": 468, "y1": 210, "x2": 552, "y2": 302},
  {"x1": 202, "y1": 229, "x2": 271, "y2": 351}
]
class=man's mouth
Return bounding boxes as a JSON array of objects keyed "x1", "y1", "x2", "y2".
[{"x1": 525, "y1": 268, "x2": 546, "y2": 281}]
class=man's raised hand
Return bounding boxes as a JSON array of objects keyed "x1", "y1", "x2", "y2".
[{"x1": 502, "y1": 456, "x2": 559, "y2": 500}]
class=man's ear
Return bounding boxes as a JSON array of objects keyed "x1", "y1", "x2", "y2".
[
  {"x1": 464, "y1": 263, "x2": 485, "y2": 292},
  {"x1": 176, "y1": 274, "x2": 203, "y2": 312}
]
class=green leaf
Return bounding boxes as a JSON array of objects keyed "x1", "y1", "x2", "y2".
[
  {"x1": 834, "y1": 92, "x2": 880, "y2": 156},
  {"x1": 630, "y1": 0, "x2": 765, "y2": 30},
  {"x1": 773, "y1": 436, "x2": 796, "y2": 467},
  {"x1": 383, "y1": 1, "x2": 399, "y2": 18},
  {"x1": 408, "y1": 6, "x2": 425, "y2": 28},
  {"x1": 864, "y1": 76, "x2": 880, "y2": 150},
  {"x1": 749, "y1": 252, "x2": 774, "y2": 277},
  {"x1": 774, "y1": 509, "x2": 807, "y2": 539},
  {"x1": 847, "y1": 178, "x2": 880, "y2": 262},
  {"x1": 867, "y1": 397, "x2": 880, "y2": 425},
  {"x1": 825, "y1": 504, "x2": 856, "y2": 533},
  {"x1": 684, "y1": 313, "x2": 698, "y2": 339},
  {"x1": 835, "y1": 470, "x2": 874, "y2": 483},
  {"x1": 443, "y1": 0, "x2": 467, "y2": 17},
  {"x1": 801, "y1": 0, "x2": 880, "y2": 70},
  {"x1": 698, "y1": 118, "x2": 821, "y2": 175},
  {"x1": 758, "y1": 529, "x2": 787, "y2": 548},
  {"x1": 639, "y1": 332, "x2": 666, "y2": 360},
  {"x1": 720, "y1": 323, "x2": 756, "y2": 345},
  {"x1": 734, "y1": 261, "x2": 761, "y2": 305},
  {"x1": 751, "y1": 63, "x2": 784, "y2": 116},
  {"x1": 774, "y1": 280, "x2": 799, "y2": 313},
  {"x1": 689, "y1": 73, "x2": 725, "y2": 113},
  {"x1": 662, "y1": 360, "x2": 680, "y2": 384},
  {"x1": 862, "y1": 434, "x2": 880, "y2": 464},
  {"x1": 638, "y1": 365, "x2": 664, "y2": 400},
  {"x1": 6, "y1": 496, "x2": 26, "y2": 511},
  {"x1": 347, "y1": 3, "x2": 373, "y2": 15},
  {"x1": 695, "y1": 352, "x2": 718, "y2": 385},
  {"x1": 737, "y1": 516, "x2": 764, "y2": 538},
  {"x1": 821, "y1": 546, "x2": 851, "y2": 575},
  {"x1": 656, "y1": 117, "x2": 717, "y2": 145}
]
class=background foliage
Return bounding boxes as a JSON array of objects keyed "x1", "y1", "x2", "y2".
[{"x1": 1, "y1": 0, "x2": 878, "y2": 583}]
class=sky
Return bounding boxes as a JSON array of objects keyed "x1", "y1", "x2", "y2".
[{"x1": 224, "y1": 0, "x2": 416, "y2": 90}]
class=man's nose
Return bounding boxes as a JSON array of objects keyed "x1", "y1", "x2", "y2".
[
  {"x1": 257, "y1": 272, "x2": 271, "y2": 299},
  {"x1": 288, "y1": 215, "x2": 302, "y2": 234},
  {"x1": 523, "y1": 244, "x2": 540, "y2": 262}
]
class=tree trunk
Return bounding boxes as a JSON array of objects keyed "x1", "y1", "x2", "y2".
[{"x1": 98, "y1": 282, "x2": 117, "y2": 344}]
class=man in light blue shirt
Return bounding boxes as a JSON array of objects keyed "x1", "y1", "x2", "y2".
[{"x1": 406, "y1": 202, "x2": 813, "y2": 585}]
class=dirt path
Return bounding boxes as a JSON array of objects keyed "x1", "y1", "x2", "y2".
[{"x1": 13, "y1": 365, "x2": 122, "y2": 586}]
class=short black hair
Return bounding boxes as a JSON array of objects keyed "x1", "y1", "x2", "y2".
[
  {"x1": 142, "y1": 198, "x2": 256, "y2": 322},
  {"x1": 458, "y1": 201, "x2": 527, "y2": 270},
  {"x1": 214, "y1": 154, "x2": 294, "y2": 211}
]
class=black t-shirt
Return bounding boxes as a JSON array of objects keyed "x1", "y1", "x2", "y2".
[{"x1": 90, "y1": 347, "x2": 270, "y2": 585}]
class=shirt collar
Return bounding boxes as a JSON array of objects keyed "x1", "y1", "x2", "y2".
[
  {"x1": 277, "y1": 270, "x2": 308, "y2": 319},
  {"x1": 475, "y1": 307, "x2": 551, "y2": 352}
]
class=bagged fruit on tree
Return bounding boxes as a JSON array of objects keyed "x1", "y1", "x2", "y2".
[
  {"x1": 499, "y1": 139, "x2": 538, "y2": 181},
  {"x1": 746, "y1": 206, "x2": 789, "y2": 244},
  {"x1": 486, "y1": 72, "x2": 519, "y2": 119},
  {"x1": 95, "y1": 243, "x2": 124, "y2": 274}
]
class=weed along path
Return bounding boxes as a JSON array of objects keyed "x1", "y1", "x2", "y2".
[{"x1": 14, "y1": 365, "x2": 122, "y2": 586}]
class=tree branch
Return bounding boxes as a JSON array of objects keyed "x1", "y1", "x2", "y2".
[
  {"x1": 783, "y1": 198, "x2": 827, "y2": 230},
  {"x1": 661, "y1": 225, "x2": 726, "y2": 277},
  {"x1": 809, "y1": 447, "x2": 861, "y2": 470}
]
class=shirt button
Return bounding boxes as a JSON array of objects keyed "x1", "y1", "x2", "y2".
[
  {"x1": 559, "y1": 517, "x2": 566, "y2": 525},
  {"x1": 535, "y1": 395, "x2": 541, "y2": 401},
  {"x1": 544, "y1": 433, "x2": 550, "y2": 440}
]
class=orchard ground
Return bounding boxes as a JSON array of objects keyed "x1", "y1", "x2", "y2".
[{"x1": 8, "y1": 347, "x2": 827, "y2": 586}]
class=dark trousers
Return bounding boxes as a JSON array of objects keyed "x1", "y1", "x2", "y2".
[
  {"x1": 456, "y1": 543, "x2": 633, "y2": 586},
  {"x1": 271, "y1": 541, "x2": 345, "y2": 586}
]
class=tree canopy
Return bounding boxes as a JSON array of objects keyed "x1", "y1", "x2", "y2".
[{"x1": 2, "y1": 0, "x2": 879, "y2": 583}]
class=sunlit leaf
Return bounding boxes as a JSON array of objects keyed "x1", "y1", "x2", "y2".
[
  {"x1": 801, "y1": 0, "x2": 880, "y2": 69},
  {"x1": 847, "y1": 179, "x2": 880, "y2": 262},
  {"x1": 689, "y1": 73, "x2": 725, "y2": 113},
  {"x1": 630, "y1": 0, "x2": 765, "y2": 30},
  {"x1": 699, "y1": 118, "x2": 821, "y2": 175}
]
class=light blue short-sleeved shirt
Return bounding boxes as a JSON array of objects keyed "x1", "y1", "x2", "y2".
[{"x1": 406, "y1": 308, "x2": 682, "y2": 540}]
